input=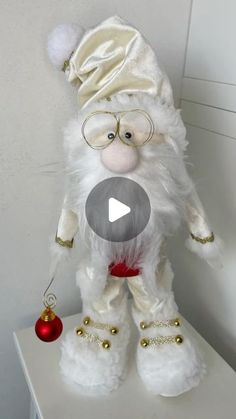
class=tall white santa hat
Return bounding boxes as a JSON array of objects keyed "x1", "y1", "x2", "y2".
[{"x1": 48, "y1": 16, "x2": 174, "y2": 108}]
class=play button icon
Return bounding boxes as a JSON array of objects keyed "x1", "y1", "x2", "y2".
[
  {"x1": 85, "y1": 177, "x2": 151, "y2": 242},
  {"x1": 108, "y1": 198, "x2": 131, "y2": 222}
]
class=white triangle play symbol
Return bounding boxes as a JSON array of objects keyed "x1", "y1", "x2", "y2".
[{"x1": 108, "y1": 197, "x2": 131, "y2": 223}]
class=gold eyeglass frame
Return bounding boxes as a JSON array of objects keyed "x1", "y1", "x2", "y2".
[{"x1": 81, "y1": 109, "x2": 155, "y2": 150}]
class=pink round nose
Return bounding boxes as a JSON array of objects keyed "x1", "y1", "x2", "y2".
[{"x1": 101, "y1": 139, "x2": 139, "y2": 173}]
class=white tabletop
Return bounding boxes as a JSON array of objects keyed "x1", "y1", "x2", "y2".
[{"x1": 14, "y1": 310, "x2": 236, "y2": 419}]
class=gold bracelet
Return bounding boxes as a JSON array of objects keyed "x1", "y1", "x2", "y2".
[
  {"x1": 190, "y1": 232, "x2": 214, "y2": 244},
  {"x1": 55, "y1": 235, "x2": 74, "y2": 248}
]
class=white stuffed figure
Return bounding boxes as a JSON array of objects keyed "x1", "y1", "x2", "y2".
[{"x1": 47, "y1": 16, "x2": 221, "y2": 397}]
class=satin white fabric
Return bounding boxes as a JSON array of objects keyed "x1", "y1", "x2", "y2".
[
  {"x1": 66, "y1": 16, "x2": 173, "y2": 108},
  {"x1": 57, "y1": 208, "x2": 78, "y2": 241},
  {"x1": 186, "y1": 189, "x2": 212, "y2": 237},
  {"x1": 91, "y1": 258, "x2": 173, "y2": 316},
  {"x1": 92, "y1": 276, "x2": 125, "y2": 313}
]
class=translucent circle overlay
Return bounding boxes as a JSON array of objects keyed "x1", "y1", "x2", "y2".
[{"x1": 85, "y1": 177, "x2": 151, "y2": 242}]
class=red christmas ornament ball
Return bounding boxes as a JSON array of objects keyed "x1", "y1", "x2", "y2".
[{"x1": 35, "y1": 307, "x2": 63, "y2": 342}]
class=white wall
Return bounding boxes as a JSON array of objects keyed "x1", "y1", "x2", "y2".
[
  {"x1": 169, "y1": 0, "x2": 236, "y2": 370},
  {"x1": 0, "y1": 1, "x2": 192, "y2": 418}
]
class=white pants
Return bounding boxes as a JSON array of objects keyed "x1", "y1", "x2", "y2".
[{"x1": 80, "y1": 257, "x2": 178, "y2": 322}]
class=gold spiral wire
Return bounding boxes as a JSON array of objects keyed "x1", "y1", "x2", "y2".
[{"x1": 43, "y1": 276, "x2": 57, "y2": 309}]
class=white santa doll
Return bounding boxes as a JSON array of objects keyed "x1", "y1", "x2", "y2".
[{"x1": 47, "y1": 16, "x2": 221, "y2": 397}]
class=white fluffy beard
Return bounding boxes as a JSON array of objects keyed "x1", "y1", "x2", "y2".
[{"x1": 63, "y1": 94, "x2": 193, "y2": 295}]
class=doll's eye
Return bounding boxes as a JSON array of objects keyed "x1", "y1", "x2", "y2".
[
  {"x1": 125, "y1": 132, "x2": 132, "y2": 139},
  {"x1": 107, "y1": 132, "x2": 115, "y2": 140}
]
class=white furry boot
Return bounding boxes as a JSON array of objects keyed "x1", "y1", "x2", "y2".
[
  {"x1": 60, "y1": 276, "x2": 130, "y2": 396},
  {"x1": 128, "y1": 261, "x2": 206, "y2": 397}
]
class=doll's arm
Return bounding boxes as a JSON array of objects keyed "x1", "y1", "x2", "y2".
[
  {"x1": 185, "y1": 187, "x2": 222, "y2": 267},
  {"x1": 49, "y1": 198, "x2": 78, "y2": 278},
  {"x1": 55, "y1": 207, "x2": 78, "y2": 248}
]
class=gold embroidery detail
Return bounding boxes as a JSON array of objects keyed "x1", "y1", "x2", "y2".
[
  {"x1": 82, "y1": 316, "x2": 119, "y2": 335},
  {"x1": 75, "y1": 316, "x2": 120, "y2": 349},
  {"x1": 140, "y1": 317, "x2": 181, "y2": 330},
  {"x1": 190, "y1": 232, "x2": 214, "y2": 244},
  {"x1": 75, "y1": 326, "x2": 111, "y2": 349},
  {"x1": 140, "y1": 334, "x2": 184, "y2": 348},
  {"x1": 55, "y1": 235, "x2": 74, "y2": 248}
]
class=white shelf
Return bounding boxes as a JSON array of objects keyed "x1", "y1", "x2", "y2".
[{"x1": 14, "y1": 312, "x2": 236, "y2": 419}]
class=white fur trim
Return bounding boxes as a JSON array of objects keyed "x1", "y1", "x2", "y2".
[
  {"x1": 63, "y1": 93, "x2": 191, "y2": 297},
  {"x1": 130, "y1": 289, "x2": 205, "y2": 396},
  {"x1": 186, "y1": 235, "x2": 223, "y2": 268},
  {"x1": 49, "y1": 237, "x2": 71, "y2": 278},
  {"x1": 60, "y1": 296, "x2": 130, "y2": 395},
  {"x1": 136, "y1": 324, "x2": 206, "y2": 396},
  {"x1": 47, "y1": 24, "x2": 84, "y2": 69}
]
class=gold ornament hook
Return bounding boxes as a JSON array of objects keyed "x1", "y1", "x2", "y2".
[{"x1": 43, "y1": 276, "x2": 57, "y2": 309}]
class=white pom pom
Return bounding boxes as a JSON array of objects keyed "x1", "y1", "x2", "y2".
[{"x1": 47, "y1": 24, "x2": 84, "y2": 70}]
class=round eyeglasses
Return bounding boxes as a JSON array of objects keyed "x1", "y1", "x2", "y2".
[{"x1": 81, "y1": 109, "x2": 154, "y2": 150}]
